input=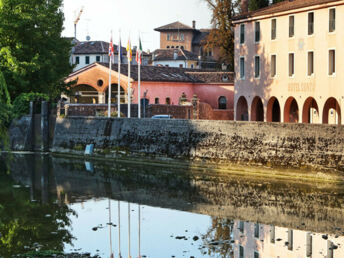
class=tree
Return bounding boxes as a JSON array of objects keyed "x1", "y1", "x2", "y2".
[
  {"x1": 203, "y1": 0, "x2": 239, "y2": 71},
  {"x1": 249, "y1": 0, "x2": 270, "y2": 11},
  {"x1": 0, "y1": 71, "x2": 10, "y2": 105},
  {"x1": 0, "y1": 0, "x2": 73, "y2": 100}
]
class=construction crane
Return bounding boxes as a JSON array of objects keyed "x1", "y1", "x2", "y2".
[{"x1": 74, "y1": 6, "x2": 84, "y2": 39}]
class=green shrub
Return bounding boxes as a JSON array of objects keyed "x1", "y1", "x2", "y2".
[{"x1": 12, "y1": 92, "x2": 49, "y2": 118}]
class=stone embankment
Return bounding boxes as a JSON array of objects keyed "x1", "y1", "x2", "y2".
[{"x1": 51, "y1": 117, "x2": 344, "y2": 173}]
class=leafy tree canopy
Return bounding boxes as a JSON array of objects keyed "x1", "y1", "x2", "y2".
[
  {"x1": 203, "y1": 0, "x2": 240, "y2": 71},
  {"x1": 0, "y1": 0, "x2": 73, "y2": 101},
  {"x1": 249, "y1": 0, "x2": 270, "y2": 11}
]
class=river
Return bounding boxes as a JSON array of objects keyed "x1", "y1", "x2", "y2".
[{"x1": 0, "y1": 153, "x2": 343, "y2": 257}]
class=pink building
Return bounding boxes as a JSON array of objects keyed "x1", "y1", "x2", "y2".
[{"x1": 65, "y1": 63, "x2": 234, "y2": 118}]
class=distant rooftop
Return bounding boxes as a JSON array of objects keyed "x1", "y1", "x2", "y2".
[
  {"x1": 153, "y1": 49, "x2": 199, "y2": 61},
  {"x1": 154, "y1": 21, "x2": 195, "y2": 32}
]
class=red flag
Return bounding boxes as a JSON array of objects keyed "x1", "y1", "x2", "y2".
[{"x1": 109, "y1": 36, "x2": 114, "y2": 57}]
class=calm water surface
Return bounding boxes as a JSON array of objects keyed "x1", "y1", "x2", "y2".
[{"x1": 1, "y1": 153, "x2": 344, "y2": 258}]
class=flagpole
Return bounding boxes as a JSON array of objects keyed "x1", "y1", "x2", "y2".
[
  {"x1": 118, "y1": 32, "x2": 121, "y2": 118},
  {"x1": 127, "y1": 38, "x2": 131, "y2": 118},
  {"x1": 108, "y1": 32, "x2": 113, "y2": 118},
  {"x1": 138, "y1": 57, "x2": 141, "y2": 119}
]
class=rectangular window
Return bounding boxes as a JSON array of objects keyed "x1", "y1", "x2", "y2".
[
  {"x1": 329, "y1": 49, "x2": 335, "y2": 75},
  {"x1": 271, "y1": 55, "x2": 276, "y2": 77},
  {"x1": 271, "y1": 19, "x2": 276, "y2": 40},
  {"x1": 255, "y1": 22, "x2": 260, "y2": 42},
  {"x1": 239, "y1": 221, "x2": 244, "y2": 233},
  {"x1": 289, "y1": 53, "x2": 294, "y2": 77},
  {"x1": 254, "y1": 223, "x2": 260, "y2": 238},
  {"x1": 240, "y1": 57, "x2": 245, "y2": 79},
  {"x1": 289, "y1": 16, "x2": 294, "y2": 37},
  {"x1": 167, "y1": 34, "x2": 170, "y2": 41},
  {"x1": 75, "y1": 56, "x2": 80, "y2": 64},
  {"x1": 254, "y1": 56, "x2": 260, "y2": 78},
  {"x1": 85, "y1": 56, "x2": 90, "y2": 64},
  {"x1": 96, "y1": 56, "x2": 100, "y2": 62},
  {"x1": 307, "y1": 51, "x2": 314, "y2": 76},
  {"x1": 306, "y1": 232, "x2": 312, "y2": 257},
  {"x1": 240, "y1": 24, "x2": 245, "y2": 44},
  {"x1": 254, "y1": 252, "x2": 259, "y2": 258},
  {"x1": 308, "y1": 12, "x2": 314, "y2": 35},
  {"x1": 329, "y1": 8, "x2": 335, "y2": 32},
  {"x1": 288, "y1": 229, "x2": 293, "y2": 251},
  {"x1": 180, "y1": 33, "x2": 184, "y2": 41},
  {"x1": 239, "y1": 246, "x2": 244, "y2": 258},
  {"x1": 270, "y1": 225, "x2": 275, "y2": 243}
]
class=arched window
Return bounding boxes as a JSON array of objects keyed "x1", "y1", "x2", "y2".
[
  {"x1": 166, "y1": 97, "x2": 171, "y2": 105},
  {"x1": 218, "y1": 96, "x2": 227, "y2": 109},
  {"x1": 155, "y1": 98, "x2": 159, "y2": 104}
]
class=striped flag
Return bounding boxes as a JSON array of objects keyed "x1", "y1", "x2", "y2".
[
  {"x1": 136, "y1": 37, "x2": 143, "y2": 65},
  {"x1": 126, "y1": 39, "x2": 132, "y2": 62},
  {"x1": 109, "y1": 36, "x2": 114, "y2": 57}
]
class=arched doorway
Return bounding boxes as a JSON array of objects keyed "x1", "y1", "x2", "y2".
[
  {"x1": 251, "y1": 96, "x2": 264, "y2": 121},
  {"x1": 71, "y1": 84, "x2": 99, "y2": 104},
  {"x1": 302, "y1": 97, "x2": 319, "y2": 123},
  {"x1": 105, "y1": 84, "x2": 126, "y2": 104},
  {"x1": 323, "y1": 97, "x2": 341, "y2": 125},
  {"x1": 284, "y1": 97, "x2": 299, "y2": 123},
  {"x1": 236, "y1": 96, "x2": 249, "y2": 121},
  {"x1": 218, "y1": 96, "x2": 227, "y2": 109},
  {"x1": 266, "y1": 97, "x2": 280, "y2": 122}
]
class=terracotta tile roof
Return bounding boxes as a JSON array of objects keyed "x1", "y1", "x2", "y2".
[
  {"x1": 233, "y1": 0, "x2": 339, "y2": 21},
  {"x1": 152, "y1": 49, "x2": 199, "y2": 61},
  {"x1": 154, "y1": 21, "x2": 195, "y2": 31},
  {"x1": 185, "y1": 71, "x2": 234, "y2": 84},
  {"x1": 94, "y1": 63, "x2": 233, "y2": 84},
  {"x1": 72, "y1": 40, "x2": 147, "y2": 55}
]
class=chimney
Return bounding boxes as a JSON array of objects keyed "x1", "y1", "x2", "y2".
[
  {"x1": 173, "y1": 50, "x2": 178, "y2": 60},
  {"x1": 241, "y1": 0, "x2": 248, "y2": 13},
  {"x1": 192, "y1": 20, "x2": 196, "y2": 29}
]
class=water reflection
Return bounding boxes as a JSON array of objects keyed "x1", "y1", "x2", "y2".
[{"x1": 1, "y1": 153, "x2": 344, "y2": 257}]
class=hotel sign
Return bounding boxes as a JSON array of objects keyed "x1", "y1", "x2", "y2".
[{"x1": 288, "y1": 82, "x2": 315, "y2": 93}]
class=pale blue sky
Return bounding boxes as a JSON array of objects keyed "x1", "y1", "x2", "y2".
[{"x1": 62, "y1": 0, "x2": 212, "y2": 52}]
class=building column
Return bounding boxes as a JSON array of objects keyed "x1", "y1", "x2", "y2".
[{"x1": 98, "y1": 92, "x2": 105, "y2": 104}]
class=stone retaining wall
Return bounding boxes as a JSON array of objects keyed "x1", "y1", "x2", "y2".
[{"x1": 52, "y1": 117, "x2": 344, "y2": 172}]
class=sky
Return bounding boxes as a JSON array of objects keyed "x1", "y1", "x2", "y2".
[{"x1": 62, "y1": 0, "x2": 212, "y2": 52}]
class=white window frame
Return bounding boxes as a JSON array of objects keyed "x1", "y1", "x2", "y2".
[
  {"x1": 240, "y1": 24, "x2": 245, "y2": 44},
  {"x1": 308, "y1": 11, "x2": 315, "y2": 36},
  {"x1": 307, "y1": 50, "x2": 314, "y2": 77},
  {"x1": 270, "y1": 54, "x2": 277, "y2": 78},
  {"x1": 254, "y1": 55, "x2": 260, "y2": 79},
  {"x1": 289, "y1": 15, "x2": 295, "y2": 38},
  {"x1": 328, "y1": 48, "x2": 336, "y2": 77},
  {"x1": 239, "y1": 56, "x2": 245, "y2": 80},
  {"x1": 288, "y1": 52, "x2": 295, "y2": 78},
  {"x1": 329, "y1": 7, "x2": 336, "y2": 33},
  {"x1": 271, "y1": 18, "x2": 277, "y2": 40},
  {"x1": 255, "y1": 21, "x2": 260, "y2": 43}
]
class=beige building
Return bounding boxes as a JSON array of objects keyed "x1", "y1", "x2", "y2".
[
  {"x1": 233, "y1": 220, "x2": 343, "y2": 258},
  {"x1": 233, "y1": 0, "x2": 344, "y2": 124}
]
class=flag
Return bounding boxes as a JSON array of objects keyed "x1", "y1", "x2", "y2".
[
  {"x1": 126, "y1": 39, "x2": 132, "y2": 62},
  {"x1": 109, "y1": 36, "x2": 114, "y2": 59},
  {"x1": 118, "y1": 37, "x2": 123, "y2": 63},
  {"x1": 136, "y1": 37, "x2": 143, "y2": 65}
]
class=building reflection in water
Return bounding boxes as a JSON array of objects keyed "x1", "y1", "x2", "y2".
[{"x1": 233, "y1": 220, "x2": 343, "y2": 258}]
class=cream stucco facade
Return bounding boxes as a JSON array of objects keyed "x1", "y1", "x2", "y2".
[{"x1": 234, "y1": 1, "x2": 344, "y2": 124}]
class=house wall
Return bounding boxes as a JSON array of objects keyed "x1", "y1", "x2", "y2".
[
  {"x1": 234, "y1": 1, "x2": 344, "y2": 124},
  {"x1": 131, "y1": 81, "x2": 234, "y2": 110},
  {"x1": 160, "y1": 31, "x2": 194, "y2": 51},
  {"x1": 152, "y1": 60, "x2": 188, "y2": 68}
]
